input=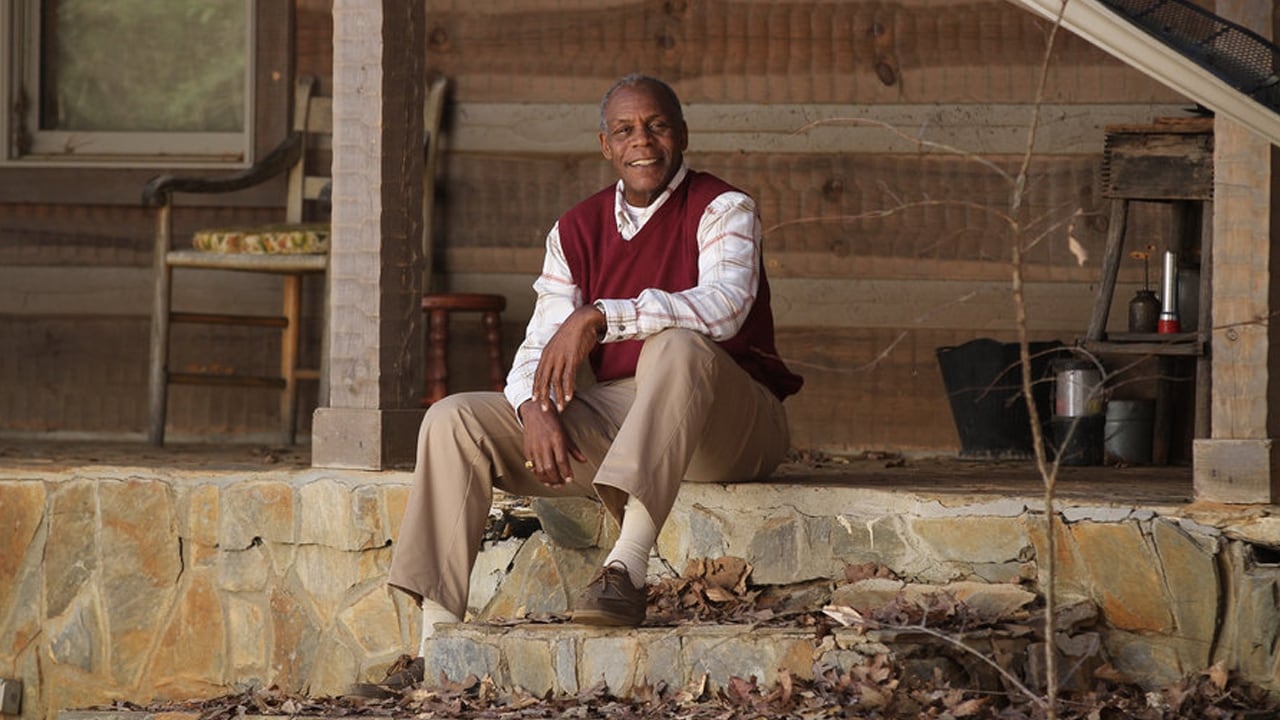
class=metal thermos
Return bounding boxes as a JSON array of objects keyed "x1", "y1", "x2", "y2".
[
  {"x1": 1158, "y1": 250, "x2": 1181, "y2": 333},
  {"x1": 1128, "y1": 289, "x2": 1159, "y2": 333}
]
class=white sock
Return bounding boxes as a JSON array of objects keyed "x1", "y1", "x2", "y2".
[
  {"x1": 418, "y1": 599, "x2": 461, "y2": 657},
  {"x1": 604, "y1": 495, "x2": 658, "y2": 588}
]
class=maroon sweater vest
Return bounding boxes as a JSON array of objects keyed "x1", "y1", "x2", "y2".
[{"x1": 558, "y1": 171, "x2": 803, "y2": 400}]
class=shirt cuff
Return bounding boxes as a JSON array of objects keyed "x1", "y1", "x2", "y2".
[
  {"x1": 504, "y1": 381, "x2": 534, "y2": 418},
  {"x1": 594, "y1": 298, "x2": 637, "y2": 341}
]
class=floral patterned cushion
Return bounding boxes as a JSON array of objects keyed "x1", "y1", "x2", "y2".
[{"x1": 192, "y1": 223, "x2": 330, "y2": 254}]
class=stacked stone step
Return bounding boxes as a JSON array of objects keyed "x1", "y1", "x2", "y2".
[
  {"x1": 423, "y1": 622, "x2": 1031, "y2": 698},
  {"x1": 424, "y1": 489, "x2": 1048, "y2": 697}
]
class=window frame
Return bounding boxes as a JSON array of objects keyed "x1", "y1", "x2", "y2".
[
  {"x1": 7, "y1": 0, "x2": 255, "y2": 168},
  {"x1": 0, "y1": 1, "x2": 292, "y2": 206}
]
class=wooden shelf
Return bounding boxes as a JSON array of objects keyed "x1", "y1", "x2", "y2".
[
  {"x1": 1079, "y1": 332, "x2": 1207, "y2": 357},
  {"x1": 1081, "y1": 119, "x2": 1215, "y2": 463}
]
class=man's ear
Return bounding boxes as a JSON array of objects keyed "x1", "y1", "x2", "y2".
[
  {"x1": 599, "y1": 131, "x2": 612, "y2": 159},
  {"x1": 679, "y1": 121, "x2": 689, "y2": 151}
]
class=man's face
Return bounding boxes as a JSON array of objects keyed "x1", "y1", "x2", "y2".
[{"x1": 598, "y1": 82, "x2": 688, "y2": 207}]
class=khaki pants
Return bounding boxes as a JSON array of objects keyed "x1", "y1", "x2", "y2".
[{"x1": 388, "y1": 329, "x2": 791, "y2": 618}]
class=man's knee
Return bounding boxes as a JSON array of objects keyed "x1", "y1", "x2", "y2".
[
  {"x1": 637, "y1": 328, "x2": 715, "y2": 367},
  {"x1": 421, "y1": 393, "x2": 467, "y2": 432},
  {"x1": 418, "y1": 391, "x2": 502, "y2": 445}
]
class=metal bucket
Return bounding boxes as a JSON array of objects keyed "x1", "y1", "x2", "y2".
[
  {"x1": 935, "y1": 339, "x2": 1065, "y2": 459},
  {"x1": 1054, "y1": 360, "x2": 1103, "y2": 417},
  {"x1": 1104, "y1": 399, "x2": 1155, "y2": 465},
  {"x1": 1051, "y1": 414, "x2": 1104, "y2": 466}
]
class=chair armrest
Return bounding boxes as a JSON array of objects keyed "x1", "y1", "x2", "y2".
[{"x1": 142, "y1": 131, "x2": 304, "y2": 207}]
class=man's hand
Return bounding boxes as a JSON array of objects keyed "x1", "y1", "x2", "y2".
[
  {"x1": 519, "y1": 399, "x2": 587, "y2": 486},
  {"x1": 532, "y1": 304, "x2": 606, "y2": 413}
]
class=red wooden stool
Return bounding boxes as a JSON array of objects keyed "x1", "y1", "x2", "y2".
[{"x1": 421, "y1": 293, "x2": 507, "y2": 405}]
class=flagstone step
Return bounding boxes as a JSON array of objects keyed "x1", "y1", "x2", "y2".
[{"x1": 421, "y1": 621, "x2": 1033, "y2": 698}]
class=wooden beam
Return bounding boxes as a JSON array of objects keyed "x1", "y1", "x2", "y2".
[
  {"x1": 446, "y1": 270, "x2": 1138, "y2": 333},
  {"x1": 449, "y1": 103, "x2": 1191, "y2": 156},
  {"x1": 1193, "y1": 0, "x2": 1279, "y2": 503},
  {"x1": 425, "y1": 0, "x2": 1183, "y2": 105},
  {"x1": 441, "y1": 247, "x2": 1144, "y2": 283},
  {"x1": 0, "y1": 266, "x2": 285, "y2": 316},
  {"x1": 0, "y1": 254, "x2": 1146, "y2": 318},
  {"x1": 312, "y1": 0, "x2": 426, "y2": 470}
]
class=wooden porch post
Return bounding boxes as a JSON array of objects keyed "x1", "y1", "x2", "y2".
[
  {"x1": 1192, "y1": 2, "x2": 1280, "y2": 501},
  {"x1": 312, "y1": 0, "x2": 427, "y2": 469}
]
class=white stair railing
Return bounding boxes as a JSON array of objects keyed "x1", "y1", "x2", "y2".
[{"x1": 1006, "y1": 0, "x2": 1280, "y2": 146}]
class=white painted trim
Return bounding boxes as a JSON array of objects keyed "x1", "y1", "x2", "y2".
[{"x1": 1007, "y1": 0, "x2": 1280, "y2": 145}]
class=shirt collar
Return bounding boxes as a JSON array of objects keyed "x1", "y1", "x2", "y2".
[{"x1": 614, "y1": 164, "x2": 689, "y2": 240}]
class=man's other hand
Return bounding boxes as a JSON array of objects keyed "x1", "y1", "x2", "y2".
[
  {"x1": 532, "y1": 304, "x2": 606, "y2": 413},
  {"x1": 518, "y1": 399, "x2": 586, "y2": 486}
]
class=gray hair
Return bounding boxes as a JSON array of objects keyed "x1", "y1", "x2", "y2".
[{"x1": 598, "y1": 74, "x2": 685, "y2": 131}]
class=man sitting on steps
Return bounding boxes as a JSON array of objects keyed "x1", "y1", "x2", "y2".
[{"x1": 388, "y1": 73, "x2": 803, "y2": 654}]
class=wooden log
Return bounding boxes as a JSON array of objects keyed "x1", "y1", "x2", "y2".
[
  {"x1": 423, "y1": 0, "x2": 1182, "y2": 105},
  {"x1": 450, "y1": 102, "x2": 1191, "y2": 156},
  {"x1": 439, "y1": 152, "x2": 1134, "y2": 270}
]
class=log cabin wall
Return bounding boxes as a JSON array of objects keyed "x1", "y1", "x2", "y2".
[
  {"x1": 0, "y1": 0, "x2": 1189, "y2": 453},
  {"x1": 420, "y1": 0, "x2": 1189, "y2": 454}
]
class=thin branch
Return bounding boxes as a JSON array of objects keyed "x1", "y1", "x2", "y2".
[
  {"x1": 903, "y1": 623, "x2": 1050, "y2": 710},
  {"x1": 822, "y1": 609, "x2": 1049, "y2": 711},
  {"x1": 1012, "y1": 3, "x2": 1073, "y2": 717},
  {"x1": 763, "y1": 198, "x2": 1017, "y2": 237},
  {"x1": 792, "y1": 116, "x2": 1014, "y2": 184}
]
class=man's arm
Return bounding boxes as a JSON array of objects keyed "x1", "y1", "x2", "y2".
[
  {"x1": 503, "y1": 222, "x2": 581, "y2": 413},
  {"x1": 593, "y1": 191, "x2": 762, "y2": 342}
]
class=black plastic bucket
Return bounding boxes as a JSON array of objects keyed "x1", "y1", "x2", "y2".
[
  {"x1": 935, "y1": 339, "x2": 1065, "y2": 459},
  {"x1": 1050, "y1": 414, "x2": 1105, "y2": 466}
]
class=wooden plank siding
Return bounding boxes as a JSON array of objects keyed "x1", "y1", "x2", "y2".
[{"x1": 0, "y1": 0, "x2": 1194, "y2": 451}]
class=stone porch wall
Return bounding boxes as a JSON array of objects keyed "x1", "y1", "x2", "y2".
[
  {"x1": 0, "y1": 468, "x2": 419, "y2": 720},
  {"x1": 5, "y1": 466, "x2": 1280, "y2": 720}
]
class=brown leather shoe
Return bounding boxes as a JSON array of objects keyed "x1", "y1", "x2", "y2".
[
  {"x1": 344, "y1": 654, "x2": 424, "y2": 699},
  {"x1": 571, "y1": 562, "x2": 647, "y2": 627}
]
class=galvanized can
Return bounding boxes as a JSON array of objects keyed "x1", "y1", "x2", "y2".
[
  {"x1": 1104, "y1": 399, "x2": 1154, "y2": 464},
  {"x1": 1054, "y1": 360, "x2": 1103, "y2": 417}
]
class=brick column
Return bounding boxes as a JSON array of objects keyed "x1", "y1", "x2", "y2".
[
  {"x1": 1192, "y1": 2, "x2": 1280, "y2": 500},
  {"x1": 312, "y1": 0, "x2": 426, "y2": 469}
]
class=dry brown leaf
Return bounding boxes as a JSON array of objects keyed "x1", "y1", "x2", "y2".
[
  {"x1": 1204, "y1": 660, "x2": 1229, "y2": 691},
  {"x1": 949, "y1": 696, "x2": 989, "y2": 717},
  {"x1": 703, "y1": 585, "x2": 737, "y2": 603},
  {"x1": 725, "y1": 675, "x2": 758, "y2": 704},
  {"x1": 857, "y1": 682, "x2": 889, "y2": 709},
  {"x1": 777, "y1": 669, "x2": 793, "y2": 706},
  {"x1": 821, "y1": 604, "x2": 865, "y2": 627},
  {"x1": 704, "y1": 556, "x2": 752, "y2": 594},
  {"x1": 1068, "y1": 231, "x2": 1089, "y2": 266},
  {"x1": 843, "y1": 561, "x2": 897, "y2": 583}
]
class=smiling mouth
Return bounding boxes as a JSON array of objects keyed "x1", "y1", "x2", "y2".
[{"x1": 627, "y1": 158, "x2": 659, "y2": 167}]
